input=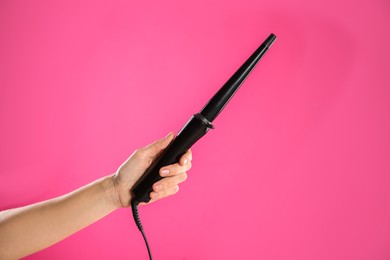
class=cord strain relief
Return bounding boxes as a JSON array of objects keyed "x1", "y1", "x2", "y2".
[{"x1": 131, "y1": 199, "x2": 143, "y2": 231}]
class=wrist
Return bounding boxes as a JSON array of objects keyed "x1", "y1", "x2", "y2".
[{"x1": 102, "y1": 175, "x2": 123, "y2": 210}]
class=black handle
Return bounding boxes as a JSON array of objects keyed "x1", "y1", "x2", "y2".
[{"x1": 131, "y1": 114, "x2": 213, "y2": 203}]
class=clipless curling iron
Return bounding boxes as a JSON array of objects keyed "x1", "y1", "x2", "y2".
[{"x1": 131, "y1": 33, "x2": 276, "y2": 260}]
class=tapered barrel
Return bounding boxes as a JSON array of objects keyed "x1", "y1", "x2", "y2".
[{"x1": 200, "y1": 33, "x2": 276, "y2": 122}]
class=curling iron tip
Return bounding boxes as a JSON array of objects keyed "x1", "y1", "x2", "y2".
[{"x1": 265, "y1": 33, "x2": 277, "y2": 48}]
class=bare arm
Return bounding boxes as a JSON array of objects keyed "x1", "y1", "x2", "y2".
[
  {"x1": 0, "y1": 176, "x2": 118, "y2": 259},
  {"x1": 0, "y1": 132, "x2": 192, "y2": 259}
]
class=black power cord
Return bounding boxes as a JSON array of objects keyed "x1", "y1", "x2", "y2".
[{"x1": 131, "y1": 199, "x2": 153, "y2": 260}]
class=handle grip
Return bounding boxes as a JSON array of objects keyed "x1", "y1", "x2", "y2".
[{"x1": 131, "y1": 114, "x2": 214, "y2": 204}]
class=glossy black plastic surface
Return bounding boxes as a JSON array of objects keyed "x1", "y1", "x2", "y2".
[
  {"x1": 132, "y1": 114, "x2": 213, "y2": 203},
  {"x1": 131, "y1": 33, "x2": 276, "y2": 204},
  {"x1": 200, "y1": 33, "x2": 276, "y2": 122}
]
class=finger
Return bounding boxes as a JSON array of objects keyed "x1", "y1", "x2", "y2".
[
  {"x1": 160, "y1": 161, "x2": 192, "y2": 177},
  {"x1": 179, "y1": 149, "x2": 192, "y2": 166},
  {"x1": 159, "y1": 184, "x2": 180, "y2": 199},
  {"x1": 140, "y1": 132, "x2": 175, "y2": 158},
  {"x1": 147, "y1": 173, "x2": 187, "y2": 203},
  {"x1": 150, "y1": 185, "x2": 180, "y2": 200},
  {"x1": 153, "y1": 172, "x2": 188, "y2": 192}
]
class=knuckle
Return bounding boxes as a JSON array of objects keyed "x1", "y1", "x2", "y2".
[{"x1": 134, "y1": 148, "x2": 146, "y2": 158}]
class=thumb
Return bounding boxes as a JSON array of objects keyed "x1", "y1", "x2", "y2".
[{"x1": 143, "y1": 132, "x2": 175, "y2": 157}]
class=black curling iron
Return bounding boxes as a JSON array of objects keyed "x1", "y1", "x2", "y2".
[{"x1": 131, "y1": 33, "x2": 276, "y2": 260}]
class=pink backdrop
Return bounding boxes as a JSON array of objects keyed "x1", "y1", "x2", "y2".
[{"x1": 1, "y1": 0, "x2": 389, "y2": 259}]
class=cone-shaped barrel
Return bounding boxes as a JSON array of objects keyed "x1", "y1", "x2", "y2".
[{"x1": 200, "y1": 33, "x2": 276, "y2": 122}]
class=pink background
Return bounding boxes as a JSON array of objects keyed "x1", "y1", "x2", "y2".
[{"x1": 1, "y1": 0, "x2": 389, "y2": 259}]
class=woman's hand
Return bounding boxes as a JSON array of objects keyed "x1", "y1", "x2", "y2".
[
  {"x1": 112, "y1": 132, "x2": 192, "y2": 207},
  {"x1": 0, "y1": 131, "x2": 191, "y2": 259}
]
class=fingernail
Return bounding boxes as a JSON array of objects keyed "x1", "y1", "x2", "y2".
[
  {"x1": 155, "y1": 184, "x2": 163, "y2": 191},
  {"x1": 183, "y1": 159, "x2": 188, "y2": 165},
  {"x1": 161, "y1": 169, "x2": 170, "y2": 176},
  {"x1": 151, "y1": 192, "x2": 158, "y2": 199},
  {"x1": 165, "y1": 132, "x2": 173, "y2": 139}
]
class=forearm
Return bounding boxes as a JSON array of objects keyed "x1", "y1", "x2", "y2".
[{"x1": 0, "y1": 175, "x2": 121, "y2": 259}]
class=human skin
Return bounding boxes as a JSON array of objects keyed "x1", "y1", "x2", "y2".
[{"x1": 0, "y1": 132, "x2": 192, "y2": 259}]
